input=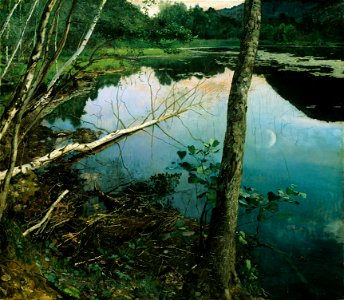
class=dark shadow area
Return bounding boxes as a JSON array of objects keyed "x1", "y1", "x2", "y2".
[
  {"x1": 255, "y1": 239, "x2": 344, "y2": 300},
  {"x1": 263, "y1": 70, "x2": 343, "y2": 122}
]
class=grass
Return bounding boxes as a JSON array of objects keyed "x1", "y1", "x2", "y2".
[{"x1": 177, "y1": 38, "x2": 240, "y2": 49}]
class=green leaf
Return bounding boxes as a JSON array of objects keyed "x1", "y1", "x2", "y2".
[
  {"x1": 239, "y1": 199, "x2": 248, "y2": 206},
  {"x1": 298, "y1": 192, "x2": 307, "y2": 199},
  {"x1": 286, "y1": 187, "x2": 295, "y2": 195},
  {"x1": 268, "y1": 191, "x2": 280, "y2": 201},
  {"x1": 188, "y1": 174, "x2": 201, "y2": 184},
  {"x1": 206, "y1": 189, "x2": 217, "y2": 203},
  {"x1": 257, "y1": 212, "x2": 265, "y2": 221},
  {"x1": 239, "y1": 231, "x2": 248, "y2": 245},
  {"x1": 196, "y1": 166, "x2": 204, "y2": 174},
  {"x1": 187, "y1": 145, "x2": 196, "y2": 155},
  {"x1": 46, "y1": 274, "x2": 57, "y2": 285},
  {"x1": 197, "y1": 192, "x2": 207, "y2": 199},
  {"x1": 210, "y1": 139, "x2": 220, "y2": 148},
  {"x1": 115, "y1": 270, "x2": 132, "y2": 281},
  {"x1": 240, "y1": 189, "x2": 250, "y2": 198},
  {"x1": 177, "y1": 150, "x2": 187, "y2": 160},
  {"x1": 175, "y1": 218, "x2": 186, "y2": 228},
  {"x1": 63, "y1": 287, "x2": 80, "y2": 299},
  {"x1": 179, "y1": 161, "x2": 193, "y2": 171},
  {"x1": 245, "y1": 259, "x2": 252, "y2": 270}
]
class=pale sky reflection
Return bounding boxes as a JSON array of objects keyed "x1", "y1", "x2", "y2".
[{"x1": 130, "y1": 0, "x2": 244, "y2": 15}]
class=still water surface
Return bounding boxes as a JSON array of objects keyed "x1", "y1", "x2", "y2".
[{"x1": 45, "y1": 52, "x2": 344, "y2": 299}]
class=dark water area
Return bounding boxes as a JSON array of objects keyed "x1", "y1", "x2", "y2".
[
  {"x1": 261, "y1": 44, "x2": 344, "y2": 60},
  {"x1": 45, "y1": 50, "x2": 344, "y2": 299},
  {"x1": 264, "y1": 71, "x2": 344, "y2": 121}
]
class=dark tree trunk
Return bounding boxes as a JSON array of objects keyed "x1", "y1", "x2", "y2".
[{"x1": 194, "y1": 0, "x2": 261, "y2": 299}]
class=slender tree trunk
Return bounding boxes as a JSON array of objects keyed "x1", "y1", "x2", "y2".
[
  {"x1": 0, "y1": 0, "x2": 107, "y2": 221},
  {"x1": 0, "y1": 0, "x2": 23, "y2": 40},
  {"x1": 0, "y1": 0, "x2": 40, "y2": 82},
  {"x1": 0, "y1": 0, "x2": 59, "y2": 143},
  {"x1": 201, "y1": 0, "x2": 261, "y2": 298}
]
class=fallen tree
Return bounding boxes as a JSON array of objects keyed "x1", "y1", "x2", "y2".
[{"x1": 0, "y1": 110, "x2": 186, "y2": 182}]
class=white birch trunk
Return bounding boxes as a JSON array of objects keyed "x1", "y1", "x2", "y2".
[
  {"x1": 0, "y1": 0, "x2": 23, "y2": 39},
  {"x1": 0, "y1": 0, "x2": 40, "y2": 82},
  {"x1": 0, "y1": 111, "x2": 185, "y2": 182}
]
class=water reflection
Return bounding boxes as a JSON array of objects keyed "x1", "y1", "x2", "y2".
[{"x1": 45, "y1": 64, "x2": 344, "y2": 299}]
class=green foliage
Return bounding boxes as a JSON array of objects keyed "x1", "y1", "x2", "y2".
[
  {"x1": 63, "y1": 286, "x2": 81, "y2": 299},
  {"x1": 149, "y1": 173, "x2": 182, "y2": 196},
  {"x1": 175, "y1": 139, "x2": 221, "y2": 206},
  {"x1": 239, "y1": 184, "x2": 307, "y2": 222}
]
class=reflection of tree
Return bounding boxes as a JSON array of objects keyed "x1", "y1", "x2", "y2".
[
  {"x1": 46, "y1": 96, "x2": 89, "y2": 127},
  {"x1": 142, "y1": 54, "x2": 231, "y2": 85},
  {"x1": 89, "y1": 73, "x2": 122, "y2": 101},
  {"x1": 46, "y1": 68, "x2": 141, "y2": 125},
  {"x1": 263, "y1": 70, "x2": 344, "y2": 122}
]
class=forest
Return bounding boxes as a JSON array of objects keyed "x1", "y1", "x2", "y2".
[{"x1": 0, "y1": 0, "x2": 343, "y2": 299}]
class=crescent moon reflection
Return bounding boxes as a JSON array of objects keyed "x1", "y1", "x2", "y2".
[{"x1": 265, "y1": 129, "x2": 277, "y2": 148}]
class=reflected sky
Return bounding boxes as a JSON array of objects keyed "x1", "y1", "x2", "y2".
[
  {"x1": 46, "y1": 66, "x2": 344, "y2": 298},
  {"x1": 48, "y1": 66, "x2": 343, "y2": 225}
]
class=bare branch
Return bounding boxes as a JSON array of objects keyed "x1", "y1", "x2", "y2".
[
  {"x1": 22, "y1": 190, "x2": 69, "y2": 237},
  {"x1": 0, "y1": 0, "x2": 23, "y2": 39},
  {"x1": 0, "y1": 0, "x2": 40, "y2": 83},
  {"x1": 0, "y1": 0, "x2": 59, "y2": 143},
  {"x1": 47, "y1": 0, "x2": 108, "y2": 91}
]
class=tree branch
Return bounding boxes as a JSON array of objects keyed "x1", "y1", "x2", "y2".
[
  {"x1": 0, "y1": 0, "x2": 23, "y2": 40},
  {"x1": 22, "y1": 189, "x2": 69, "y2": 237}
]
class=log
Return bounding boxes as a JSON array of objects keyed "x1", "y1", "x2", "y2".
[{"x1": 0, "y1": 111, "x2": 185, "y2": 181}]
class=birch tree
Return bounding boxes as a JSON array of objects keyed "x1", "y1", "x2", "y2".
[
  {"x1": 0, "y1": 0, "x2": 108, "y2": 220},
  {"x1": 0, "y1": 0, "x2": 199, "y2": 222}
]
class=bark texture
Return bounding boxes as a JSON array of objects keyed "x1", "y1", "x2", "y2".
[{"x1": 203, "y1": 0, "x2": 261, "y2": 298}]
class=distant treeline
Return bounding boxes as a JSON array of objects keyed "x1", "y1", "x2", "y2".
[{"x1": 0, "y1": 0, "x2": 343, "y2": 60}]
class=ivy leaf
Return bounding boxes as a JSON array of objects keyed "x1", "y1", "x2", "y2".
[{"x1": 177, "y1": 150, "x2": 187, "y2": 160}]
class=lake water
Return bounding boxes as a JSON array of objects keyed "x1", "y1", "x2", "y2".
[{"x1": 44, "y1": 51, "x2": 344, "y2": 299}]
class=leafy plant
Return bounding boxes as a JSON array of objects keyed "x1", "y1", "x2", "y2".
[
  {"x1": 173, "y1": 139, "x2": 221, "y2": 254},
  {"x1": 175, "y1": 139, "x2": 221, "y2": 208},
  {"x1": 239, "y1": 184, "x2": 307, "y2": 225}
]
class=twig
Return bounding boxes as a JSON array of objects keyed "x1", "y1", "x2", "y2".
[
  {"x1": 22, "y1": 189, "x2": 69, "y2": 237},
  {"x1": 74, "y1": 255, "x2": 103, "y2": 267}
]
